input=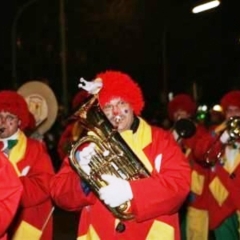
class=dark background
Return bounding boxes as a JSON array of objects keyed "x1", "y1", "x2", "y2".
[
  {"x1": 1, "y1": 1, "x2": 240, "y2": 238},
  {"x1": 1, "y1": 0, "x2": 240, "y2": 117}
]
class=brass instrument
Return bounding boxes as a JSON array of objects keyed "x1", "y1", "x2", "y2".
[
  {"x1": 174, "y1": 118, "x2": 196, "y2": 141},
  {"x1": 204, "y1": 116, "x2": 240, "y2": 167},
  {"x1": 68, "y1": 94, "x2": 150, "y2": 220},
  {"x1": 226, "y1": 116, "x2": 240, "y2": 142}
]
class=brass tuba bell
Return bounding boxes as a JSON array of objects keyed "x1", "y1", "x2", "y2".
[
  {"x1": 68, "y1": 94, "x2": 150, "y2": 220},
  {"x1": 174, "y1": 118, "x2": 196, "y2": 142}
]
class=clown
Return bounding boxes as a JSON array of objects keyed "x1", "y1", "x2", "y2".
[
  {"x1": 192, "y1": 90, "x2": 240, "y2": 240},
  {"x1": 0, "y1": 151, "x2": 23, "y2": 240},
  {"x1": 50, "y1": 70, "x2": 190, "y2": 240},
  {"x1": 167, "y1": 93, "x2": 209, "y2": 240},
  {"x1": 168, "y1": 94, "x2": 197, "y2": 123},
  {"x1": 0, "y1": 91, "x2": 54, "y2": 240}
]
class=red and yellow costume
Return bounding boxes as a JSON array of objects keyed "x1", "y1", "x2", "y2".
[
  {"x1": 193, "y1": 121, "x2": 240, "y2": 228},
  {"x1": 7, "y1": 131, "x2": 55, "y2": 240},
  {"x1": 0, "y1": 152, "x2": 23, "y2": 240},
  {"x1": 191, "y1": 91, "x2": 240, "y2": 239},
  {"x1": 167, "y1": 93, "x2": 210, "y2": 240},
  {"x1": 51, "y1": 117, "x2": 190, "y2": 240},
  {"x1": 0, "y1": 91, "x2": 55, "y2": 240},
  {"x1": 176, "y1": 124, "x2": 210, "y2": 240}
]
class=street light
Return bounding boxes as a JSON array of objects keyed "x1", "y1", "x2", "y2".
[
  {"x1": 192, "y1": 0, "x2": 220, "y2": 14},
  {"x1": 11, "y1": 0, "x2": 39, "y2": 89}
]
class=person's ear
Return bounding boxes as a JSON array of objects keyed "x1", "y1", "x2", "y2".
[{"x1": 18, "y1": 119, "x2": 21, "y2": 127}]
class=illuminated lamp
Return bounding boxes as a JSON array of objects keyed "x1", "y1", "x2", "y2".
[{"x1": 192, "y1": 0, "x2": 220, "y2": 14}]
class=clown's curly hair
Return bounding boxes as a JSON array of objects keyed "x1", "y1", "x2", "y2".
[
  {"x1": 96, "y1": 70, "x2": 145, "y2": 115},
  {"x1": 0, "y1": 91, "x2": 29, "y2": 129},
  {"x1": 220, "y1": 90, "x2": 240, "y2": 112}
]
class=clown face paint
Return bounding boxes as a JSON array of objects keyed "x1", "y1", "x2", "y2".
[
  {"x1": 173, "y1": 109, "x2": 191, "y2": 122},
  {"x1": 102, "y1": 97, "x2": 134, "y2": 132},
  {"x1": 0, "y1": 111, "x2": 20, "y2": 138},
  {"x1": 225, "y1": 106, "x2": 240, "y2": 120}
]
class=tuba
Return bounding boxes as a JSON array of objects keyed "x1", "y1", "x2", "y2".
[{"x1": 68, "y1": 94, "x2": 150, "y2": 220}]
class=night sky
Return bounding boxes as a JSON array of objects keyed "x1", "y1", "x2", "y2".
[{"x1": 1, "y1": 0, "x2": 240, "y2": 117}]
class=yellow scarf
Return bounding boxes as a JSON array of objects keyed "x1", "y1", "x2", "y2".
[
  {"x1": 120, "y1": 118, "x2": 153, "y2": 173},
  {"x1": 9, "y1": 130, "x2": 27, "y2": 176}
]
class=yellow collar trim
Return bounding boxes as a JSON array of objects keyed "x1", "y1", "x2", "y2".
[
  {"x1": 9, "y1": 131, "x2": 27, "y2": 176},
  {"x1": 120, "y1": 118, "x2": 153, "y2": 173}
]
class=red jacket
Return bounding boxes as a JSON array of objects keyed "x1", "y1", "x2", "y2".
[
  {"x1": 51, "y1": 118, "x2": 191, "y2": 240},
  {"x1": 0, "y1": 152, "x2": 23, "y2": 240},
  {"x1": 4, "y1": 130, "x2": 55, "y2": 240},
  {"x1": 193, "y1": 123, "x2": 240, "y2": 229}
]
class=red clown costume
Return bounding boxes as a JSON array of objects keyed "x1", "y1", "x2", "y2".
[
  {"x1": 193, "y1": 90, "x2": 240, "y2": 239},
  {"x1": 168, "y1": 94, "x2": 209, "y2": 240},
  {"x1": 51, "y1": 70, "x2": 191, "y2": 240},
  {"x1": 0, "y1": 152, "x2": 23, "y2": 240},
  {"x1": 0, "y1": 91, "x2": 55, "y2": 240}
]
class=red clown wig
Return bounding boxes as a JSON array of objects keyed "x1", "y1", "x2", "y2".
[
  {"x1": 220, "y1": 90, "x2": 240, "y2": 112},
  {"x1": 168, "y1": 94, "x2": 197, "y2": 121},
  {"x1": 0, "y1": 91, "x2": 29, "y2": 129},
  {"x1": 96, "y1": 70, "x2": 145, "y2": 115}
]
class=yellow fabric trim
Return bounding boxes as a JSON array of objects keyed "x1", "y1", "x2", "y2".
[
  {"x1": 146, "y1": 220, "x2": 174, "y2": 240},
  {"x1": 9, "y1": 130, "x2": 27, "y2": 176},
  {"x1": 78, "y1": 225, "x2": 100, "y2": 240},
  {"x1": 12, "y1": 220, "x2": 42, "y2": 240},
  {"x1": 120, "y1": 118, "x2": 153, "y2": 173},
  {"x1": 223, "y1": 151, "x2": 240, "y2": 174},
  {"x1": 186, "y1": 207, "x2": 208, "y2": 240},
  {"x1": 209, "y1": 176, "x2": 229, "y2": 206},
  {"x1": 191, "y1": 170, "x2": 205, "y2": 195}
]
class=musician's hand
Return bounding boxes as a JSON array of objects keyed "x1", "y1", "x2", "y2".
[
  {"x1": 220, "y1": 130, "x2": 230, "y2": 144},
  {"x1": 78, "y1": 77, "x2": 103, "y2": 94},
  {"x1": 76, "y1": 143, "x2": 96, "y2": 175},
  {"x1": 99, "y1": 174, "x2": 133, "y2": 208}
]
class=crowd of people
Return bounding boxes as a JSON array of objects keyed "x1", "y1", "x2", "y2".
[{"x1": 0, "y1": 70, "x2": 240, "y2": 240}]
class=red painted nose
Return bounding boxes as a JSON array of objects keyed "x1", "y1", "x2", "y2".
[{"x1": 112, "y1": 106, "x2": 120, "y2": 116}]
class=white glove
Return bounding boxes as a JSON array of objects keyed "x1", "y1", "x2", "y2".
[
  {"x1": 99, "y1": 174, "x2": 133, "y2": 208},
  {"x1": 78, "y1": 78, "x2": 103, "y2": 94},
  {"x1": 75, "y1": 143, "x2": 96, "y2": 175},
  {"x1": 220, "y1": 130, "x2": 230, "y2": 144}
]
